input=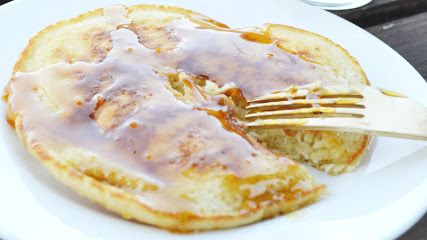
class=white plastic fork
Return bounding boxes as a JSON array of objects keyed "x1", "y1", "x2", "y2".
[{"x1": 245, "y1": 84, "x2": 427, "y2": 140}]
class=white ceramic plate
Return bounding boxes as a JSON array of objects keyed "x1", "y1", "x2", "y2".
[
  {"x1": 0, "y1": 0, "x2": 426, "y2": 239},
  {"x1": 301, "y1": 0, "x2": 373, "y2": 10}
]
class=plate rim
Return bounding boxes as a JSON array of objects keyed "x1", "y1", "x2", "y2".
[{"x1": 0, "y1": 0, "x2": 426, "y2": 239}]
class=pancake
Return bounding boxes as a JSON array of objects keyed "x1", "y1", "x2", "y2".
[{"x1": 4, "y1": 5, "x2": 369, "y2": 231}]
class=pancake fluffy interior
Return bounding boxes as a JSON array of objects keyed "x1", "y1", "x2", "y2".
[{"x1": 4, "y1": 5, "x2": 370, "y2": 231}]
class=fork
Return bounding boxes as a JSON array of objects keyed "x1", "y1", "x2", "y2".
[{"x1": 245, "y1": 83, "x2": 427, "y2": 140}]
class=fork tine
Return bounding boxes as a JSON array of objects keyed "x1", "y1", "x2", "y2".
[
  {"x1": 245, "y1": 117, "x2": 362, "y2": 129},
  {"x1": 245, "y1": 107, "x2": 364, "y2": 119},
  {"x1": 246, "y1": 119, "x2": 310, "y2": 128},
  {"x1": 249, "y1": 92, "x2": 363, "y2": 103},
  {"x1": 247, "y1": 98, "x2": 364, "y2": 110}
]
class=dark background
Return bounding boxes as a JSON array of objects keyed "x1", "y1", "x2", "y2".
[{"x1": 0, "y1": 0, "x2": 425, "y2": 239}]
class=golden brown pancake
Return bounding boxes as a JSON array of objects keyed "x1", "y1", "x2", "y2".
[{"x1": 4, "y1": 5, "x2": 370, "y2": 231}]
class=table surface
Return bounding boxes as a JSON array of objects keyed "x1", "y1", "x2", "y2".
[{"x1": 0, "y1": 0, "x2": 426, "y2": 239}]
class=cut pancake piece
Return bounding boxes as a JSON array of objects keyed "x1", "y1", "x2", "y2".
[{"x1": 247, "y1": 24, "x2": 371, "y2": 174}]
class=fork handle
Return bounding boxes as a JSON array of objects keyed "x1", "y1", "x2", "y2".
[{"x1": 359, "y1": 87, "x2": 427, "y2": 140}]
